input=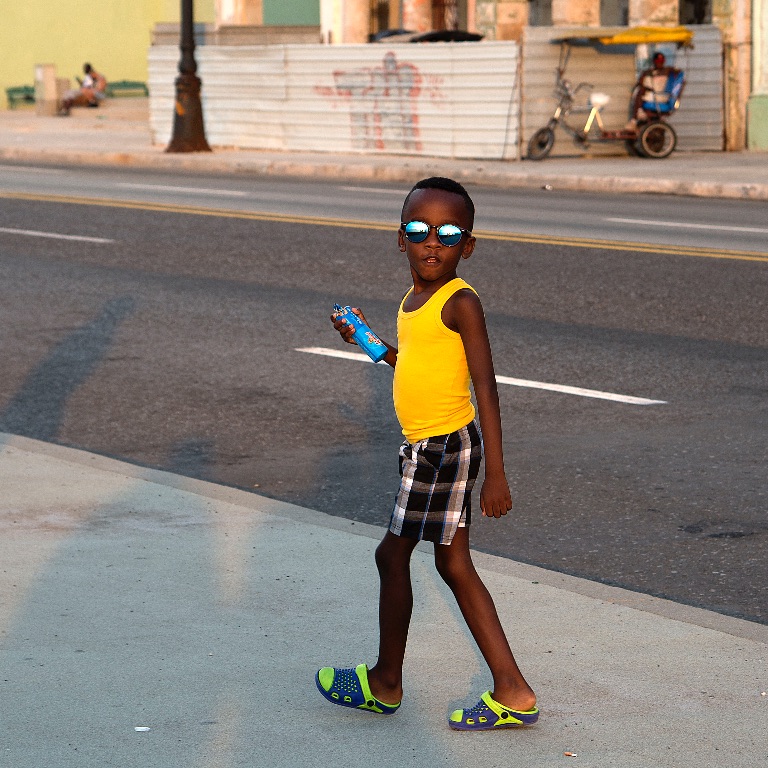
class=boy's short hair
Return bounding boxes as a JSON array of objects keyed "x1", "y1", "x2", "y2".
[{"x1": 401, "y1": 177, "x2": 475, "y2": 224}]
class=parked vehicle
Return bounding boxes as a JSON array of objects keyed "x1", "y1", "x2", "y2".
[
  {"x1": 527, "y1": 26, "x2": 693, "y2": 160},
  {"x1": 372, "y1": 29, "x2": 483, "y2": 43}
]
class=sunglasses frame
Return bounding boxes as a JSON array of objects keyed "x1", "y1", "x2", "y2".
[{"x1": 400, "y1": 220, "x2": 472, "y2": 247}]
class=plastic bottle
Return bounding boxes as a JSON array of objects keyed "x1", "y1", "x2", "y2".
[{"x1": 333, "y1": 304, "x2": 388, "y2": 363}]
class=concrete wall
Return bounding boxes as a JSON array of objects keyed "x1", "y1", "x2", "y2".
[
  {"x1": 713, "y1": 0, "x2": 752, "y2": 149},
  {"x1": 149, "y1": 42, "x2": 521, "y2": 159},
  {"x1": 264, "y1": 0, "x2": 320, "y2": 25},
  {"x1": 0, "y1": 0, "x2": 215, "y2": 110},
  {"x1": 748, "y1": 0, "x2": 768, "y2": 149},
  {"x1": 476, "y1": 0, "x2": 531, "y2": 40}
]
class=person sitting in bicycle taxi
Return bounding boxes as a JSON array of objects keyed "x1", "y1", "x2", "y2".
[{"x1": 626, "y1": 53, "x2": 684, "y2": 130}]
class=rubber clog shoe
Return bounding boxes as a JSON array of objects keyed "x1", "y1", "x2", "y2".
[
  {"x1": 315, "y1": 663, "x2": 401, "y2": 715},
  {"x1": 449, "y1": 691, "x2": 539, "y2": 731}
]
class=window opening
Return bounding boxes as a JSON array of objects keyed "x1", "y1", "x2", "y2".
[
  {"x1": 433, "y1": 0, "x2": 460, "y2": 30},
  {"x1": 679, "y1": 0, "x2": 711, "y2": 24},
  {"x1": 529, "y1": 0, "x2": 553, "y2": 27},
  {"x1": 601, "y1": 0, "x2": 629, "y2": 26}
]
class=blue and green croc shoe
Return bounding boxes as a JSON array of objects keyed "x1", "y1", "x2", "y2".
[
  {"x1": 315, "y1": 663, "x2": 400, "y2": 715},
  {"x1": 449, "y1": 691, "x2": 539, "y2": 731}
]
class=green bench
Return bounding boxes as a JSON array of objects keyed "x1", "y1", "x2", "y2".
[
  {"x1": 105, "y1": 80, "x2": 149, "y2": 98},
  {"x1": 6, "y1": 85, "x2": 35, "y2": 108}
]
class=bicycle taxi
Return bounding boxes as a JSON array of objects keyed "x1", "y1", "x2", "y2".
[{"x1": 527, "y1": 26, "x2": 694, "y2": 160}]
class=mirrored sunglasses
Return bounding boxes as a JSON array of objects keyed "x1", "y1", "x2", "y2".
[{"x1": 401, "y1": 220, "x2": 471, "y2": 247}]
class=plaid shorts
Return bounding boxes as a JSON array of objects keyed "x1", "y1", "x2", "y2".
[{"x1": 389, "y1": 420, "x2": 483, "y2": 545}]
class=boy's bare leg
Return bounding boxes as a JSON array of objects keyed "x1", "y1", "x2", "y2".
[
  {"x1": 434, "y1": 526, "x2": 537, "y2": 711},
  {"x1": 366, "y1": 531, "x2": 418, "y2": 705}
]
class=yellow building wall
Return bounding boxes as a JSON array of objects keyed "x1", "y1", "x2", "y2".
[{"x1": 1, "y1": 0, "x2": 215, "y2": 109}]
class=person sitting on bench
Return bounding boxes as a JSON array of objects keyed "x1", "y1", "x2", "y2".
[{"x1": 59, "y1": 63, "x2": 107, "y2": 115}]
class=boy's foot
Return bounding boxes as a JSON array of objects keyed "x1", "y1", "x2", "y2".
[
  {"x1": 315, "y1": 663, "x2": 401, "y2": 715},
  {"x1": 449, "y1": 691, "x2": 539, "y2": 731}
]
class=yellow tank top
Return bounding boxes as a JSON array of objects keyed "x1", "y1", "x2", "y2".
[{"x1": 393, "y1": 278, "x2": 477, "y2": 443}]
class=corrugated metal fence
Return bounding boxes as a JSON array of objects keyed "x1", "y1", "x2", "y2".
[
  {"x1": 521, "y1": 25, "x2": 723, "y2": 155},
  {"x1": 149, "y1": 43, "x2": 520, "y2": 160},
  {"x1": 149, "y1": 28, "x2": 722, "y2": 159}
]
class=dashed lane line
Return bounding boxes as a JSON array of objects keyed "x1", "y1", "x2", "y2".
[
  {"x1": 0, "y1": 226, "x2": 114, "y2": 244},
  {"x1": 0, "y1": 165, "x2": 67, "y2": 174},
  {"x1": 605, "y1": 217, "x2": 768, "y2": 235},
  {"x1": 115, "y1": 183, "x2": 249, "y2": 197},
  {"x1": 341, "y1": 186, "x2": 405, "y2": 195}
]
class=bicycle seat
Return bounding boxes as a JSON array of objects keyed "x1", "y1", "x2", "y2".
[{"x1": 589, "y1": 92, "x2": 611, "y2": 109}]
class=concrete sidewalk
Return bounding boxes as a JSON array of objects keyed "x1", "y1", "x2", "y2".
[
  {"x1": 1, "y1": 432, "x2": 766, "y2": 768},
  {"x1": 2, "y1": 99, "x2": 768, "y2": 199}
]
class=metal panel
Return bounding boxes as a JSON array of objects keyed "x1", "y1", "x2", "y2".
[
  {"x1": 199, "y1": 46, "x2": 288, "y2": 149},
  {"x1": 521, "y1": 25, "x2": 723, "y2": 156},
  {"x1": 147, "y1": 47, "x2": 178, "y2": 146},
  {"x1": 286, "y1": 43, "x2": 519, "y2": 159},
  {"x1": 149, "y1": 41, "x2": 520, "y2": 160},
  {"x1": 522, "y1": 27, "x2": 641, "y2": 158},
  {"x1": 149, "y1": 46, "x2": 290, "y2": 149},
  {"x1": 670, "y1": 26, "x2": 724, "y2": 150}
]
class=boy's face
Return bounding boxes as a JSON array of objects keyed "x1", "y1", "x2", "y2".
[{"x1": 398, "y1": 188, "x2": 476, "y2": 287}]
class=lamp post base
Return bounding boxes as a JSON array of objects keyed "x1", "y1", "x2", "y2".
[{"x1": 165, "y1": 72, "x2": 212, "y2": 153}]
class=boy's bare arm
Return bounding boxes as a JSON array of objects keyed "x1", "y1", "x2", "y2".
[
  {"x1": 445, "y1": 290, "x2": 512, "y2": 519},
  {"x1": 330, "y1": 307, "x2": 398, "y2": 368}
]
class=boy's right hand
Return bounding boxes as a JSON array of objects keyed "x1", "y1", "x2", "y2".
[{"x1": 331, "y1": 306, "x2": 366, "y2": 346}]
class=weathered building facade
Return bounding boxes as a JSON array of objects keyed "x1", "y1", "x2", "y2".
[
  {"x1": 309, "y1": 0, "x2": 763, "y2": 149},
  {"x1": 210, "y1": 0, "x2": 760, "y2": 149},
  {"x1": 6, "y1": 0, "x2": 755, "y2": 147}
]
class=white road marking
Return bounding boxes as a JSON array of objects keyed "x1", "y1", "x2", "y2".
[
  {"x1": 0, "y1": 165, "x2": 66, "y2": 173},
  {"x1": 606, "y1": 217, "x2": 768, "y2": 235},
  {"x1": 296, "y1": 347, "x2": 667, "y2": 405},
  {"x1": 115, "y1": 183, "x2": 249, "y2": 197},
  {"x1": 298, "y1": 346, "x2": 388, "y2": 364},
  {"x1": 341, "y1": 186, "x2": 405, "y2": 195},
  {"x1": 0, "y1": 227, "x2": 114, "y2": 243},
  {"x1": 494, "y1": 375, "x2": 666, "y2": 405}
]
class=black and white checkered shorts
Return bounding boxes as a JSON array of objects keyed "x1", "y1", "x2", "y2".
[{"x1": 389, "y1": 420, "x2": 482, "y2": 545}]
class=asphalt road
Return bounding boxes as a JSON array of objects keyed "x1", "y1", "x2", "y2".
[
  {"x1": 0, "y1": 172, "x2": 766, "y2": 624},
  {"x1": 1, "y1": 162, "x2": 768, "y2": 254}
]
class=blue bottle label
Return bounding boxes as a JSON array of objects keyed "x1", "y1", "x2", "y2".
[{"x1": 333, "y1": 304, "x2": 387, "y2": 362}]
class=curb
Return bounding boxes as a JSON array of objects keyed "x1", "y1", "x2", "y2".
[{"x1": 3, "y1": 146, "x2": 768, "y2": 201}]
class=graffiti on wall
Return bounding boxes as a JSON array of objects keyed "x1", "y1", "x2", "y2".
[{"x1": 316, "y1": 52, "x2": 424, "y2": 152}]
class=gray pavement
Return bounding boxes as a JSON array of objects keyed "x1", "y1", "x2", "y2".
[
  {"x1": 2, "y1": 100, "x2": 767, "y2": 766},
  {"x1": 1, "y1": 98, "x2": 768, "y2": 200},
  {"x1": 1, "y1": 433, "x2": 767, "y2": 767}
]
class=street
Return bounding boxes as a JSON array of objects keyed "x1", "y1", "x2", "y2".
[{"x1": 1, "y1": 165, "x2": 766, "y2": 623}]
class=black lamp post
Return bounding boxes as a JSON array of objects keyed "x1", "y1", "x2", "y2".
[{"x1": 166, "y1": 0, "x2": 211, "y2": 152}]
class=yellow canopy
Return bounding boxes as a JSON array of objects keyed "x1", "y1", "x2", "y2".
[
  {"x1": 598, "y1": 26, "x2": 694, "y2": 46},
  {"x1": 553, "y1": 26, "x2": 694, "y2": 47}
]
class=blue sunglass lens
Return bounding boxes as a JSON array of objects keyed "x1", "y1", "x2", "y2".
[
  {"x1": 404, "y1": 222, "x2": 430, "y2": 242},
  {"x1": 437, "y1": 225, "x2": 463, "y2": 246},
  {"x1": 403, "y1": 221, "x2": 465, "y2": 246}
]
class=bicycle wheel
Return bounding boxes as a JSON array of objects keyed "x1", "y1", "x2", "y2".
[
  {"x1": 638, "y1": 122, "x2": 676, "y2": 159},
  {"x1": 527, "y1": 127, "x2": 555, "y2": 160}
]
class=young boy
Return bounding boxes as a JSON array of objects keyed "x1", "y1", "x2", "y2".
[{"x1": 317, "y1": 177, "x2": 538, "y2": 731}]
